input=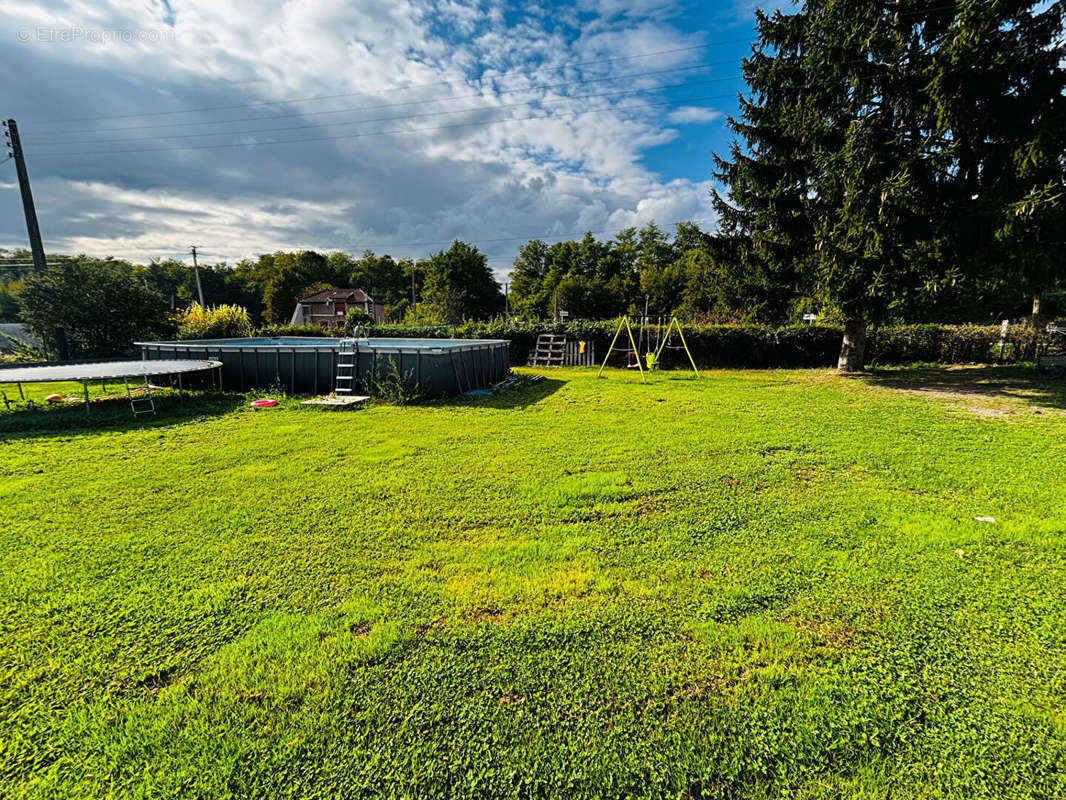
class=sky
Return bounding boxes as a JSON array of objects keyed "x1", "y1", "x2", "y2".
[{"x1": 1, "y1": 0, "x2": 792, "y2": 280}]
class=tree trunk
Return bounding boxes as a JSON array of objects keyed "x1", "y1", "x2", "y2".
[
  {"x1": 837, "y1": 319, "x2": 866, "y2": 373},
  {"x1": 55, "y1": 326, "x2": 70, "y2": 360},
  {"x1": 1031, "y1": 293, "x2": 1042, "y2": 326}
]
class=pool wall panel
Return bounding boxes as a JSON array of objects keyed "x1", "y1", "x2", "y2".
[{"x1": 138, "y1": 338, "x2": 510, "y2": 398}]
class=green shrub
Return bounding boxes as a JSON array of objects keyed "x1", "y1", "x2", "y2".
[
  {"x1": 249, "y1": 319, "x2": 1047, "y2": 369},
  {"x1": 371, "y1": 320, "x2": 1048, "y2": 368},
  {"x1": 253, "y1": 324, "x2": 345, "y2": 338},
  {"x1": 176, "y1": 304, "x2": 252, "y2": 340},
  {"x1": 20, "y1": 258, "x2": 174, "y2": 358},
  {"x1": 364, "y1": 360, "x2": 424, "y2": 405},
  {"x1": 867, "y1": 324, "x2": 1044, "y2": 364}
]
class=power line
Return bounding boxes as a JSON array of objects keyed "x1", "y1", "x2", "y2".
[
  {"x1": 29, "y1": 90, "x2": 737, "y2": 158},
  {"x1": 32, "y1": 73, "x2": 739, "y2": 149},
  {"x1": 20, "y1": 0, "x2": 1006, "y2": 137},
  {"x1": 37, "y1": 57, "x2": 918, "y2": 159},
  {"x1": 29, "y1": 38, "x2": 750, "y2": 127},
  {"x1": 34, "y1": 59, "x2": 739, "y2": 143},
  {"x1": 28, "y1": 20, "x2": 999, "y2": 157}
]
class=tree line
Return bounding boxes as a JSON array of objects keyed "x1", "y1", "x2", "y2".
[
  {"x1": 0, "y1": 243, "x2": 508, "y2": 357},
  {"x1": 3, "y1": 1, "x2": 1063, "y2": 367}
]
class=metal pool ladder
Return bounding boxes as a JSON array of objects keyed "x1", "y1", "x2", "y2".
[{"x1": 335, "y1": 338, "x2": 358, "y2": 394}]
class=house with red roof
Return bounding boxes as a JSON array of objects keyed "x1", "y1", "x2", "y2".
[{"x1": 290, "y1": 288, "x2": 385, "y2": 328}]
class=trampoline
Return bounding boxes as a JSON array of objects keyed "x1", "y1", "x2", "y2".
[{"x1": 0, "y1": 359, "x2": 222, "y2": 417}]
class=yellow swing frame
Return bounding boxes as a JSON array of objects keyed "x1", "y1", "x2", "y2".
[
  {"x1": 653, "y1": 316, "x2": 700, "y2": 377},
  {"x1": 597, "y1": 316, "x2": 646, "y2": 383}
]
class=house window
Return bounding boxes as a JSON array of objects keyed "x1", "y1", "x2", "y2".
[{"x1": 334, "y1": 302, "x2": 346, "y2": 315}]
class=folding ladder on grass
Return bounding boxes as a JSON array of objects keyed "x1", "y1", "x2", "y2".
[{"x1": 125, "y1": 375, "x2": 156, "y2": 417}]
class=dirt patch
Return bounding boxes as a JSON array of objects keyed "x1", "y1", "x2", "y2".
[
  {"x1": 467, "y1": 605, "x2": 503, "y2": 623},
  {"x1": 781, "y1": 616, "x2": 858, "y2": 650},
  {"x1": 414, "y1": 616, "x2": 449, "y2": 637},
  {"x1": 348, "y1": 622, "x2": 371, "y2": 637},
  {"x1": 864, "y1": 366, "x2": 1066, "y2": 417}
]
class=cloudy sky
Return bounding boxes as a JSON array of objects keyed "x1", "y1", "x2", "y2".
[{"x1": 1, "y1": 0, "x2": 789, "y2": 279}]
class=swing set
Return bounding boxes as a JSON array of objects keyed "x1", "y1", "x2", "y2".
[{"x1": 597, "y1": 315, "x2": 699, "y2": 382}]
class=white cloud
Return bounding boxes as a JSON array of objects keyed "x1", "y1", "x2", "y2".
[
  {"x1": 665, "y1": 105, "x2": 723, "y2": 124},
  {"x1": 1, "y1": 0, "x2": 726, "y2": 280}
]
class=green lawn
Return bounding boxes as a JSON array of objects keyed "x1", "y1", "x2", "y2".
[{"x1": 1, "y1": 366, "x2": 1064, "y2": 798}]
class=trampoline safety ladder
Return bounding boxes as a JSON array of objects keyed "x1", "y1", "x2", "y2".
[
  {"x1": 125, "y1": 375, "x2": 156, "y2": 417},
  {"x1": 335, "y1": 338, "x2": 358, "y2": 395}
]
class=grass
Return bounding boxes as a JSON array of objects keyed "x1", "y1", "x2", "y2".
[{"x1": 0, "y1": 365, "x2": 1064, "y2": 799}]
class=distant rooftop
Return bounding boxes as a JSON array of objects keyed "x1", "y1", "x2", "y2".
[
  {"x1": 0, "y1": 323, "x2": 39, "y2": 352},
  {"x1": 298, "y1": 288, "x2": 373, "y2": 304}
]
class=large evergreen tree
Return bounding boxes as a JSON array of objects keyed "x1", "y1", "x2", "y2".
[{"x1": 714, "y1": 0, "x2": 1066, "y2": 370}]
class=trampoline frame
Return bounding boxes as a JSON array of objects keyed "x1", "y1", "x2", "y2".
[{"x1": 0, "y1": 359, "x2": 223, "y2": 416}]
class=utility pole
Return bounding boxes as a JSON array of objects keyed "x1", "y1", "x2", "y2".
[
  {"x1": 189, "y1": 245, "x2": 205, "y2": 307},
  {"x1": 411, "y1": 263, "x2": 416, "y2": 307},
  {"x1": 3, "y1": 119, "x2": 47, "y2": 275},
  {"x1": 504, "y1": 281, "x2": 510, "y2": 318}
]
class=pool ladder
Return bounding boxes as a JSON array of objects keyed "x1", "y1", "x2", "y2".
[{"x1": 335, "y1": 338, "x2": 358, "y2": 395}]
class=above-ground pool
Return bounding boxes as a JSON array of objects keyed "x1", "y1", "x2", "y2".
[{"x1": 136, "y1": 337, "x2": 511, "y2": 398}]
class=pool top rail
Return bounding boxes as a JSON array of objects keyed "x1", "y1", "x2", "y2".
[{"x1": 136, "y1": 336, "x2": 509, "y2": 351}]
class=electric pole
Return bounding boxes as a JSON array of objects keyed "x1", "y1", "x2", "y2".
[
  {"x1": 189, "y1": 245, "x2": 205, "y2": 306},
  {"x1": 3, "y1": 119, "x2": 47, "y2": 275}
]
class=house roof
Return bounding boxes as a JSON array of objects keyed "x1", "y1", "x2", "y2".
[{"x1": 297, "y1": 287, "x2": 373, "y2": 304}]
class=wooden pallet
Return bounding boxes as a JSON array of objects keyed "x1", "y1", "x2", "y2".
[
  {"x1": 527, "y1": 334, "x2": 598, "y2": 367},
  {"x1": 528, "y1": 334, "x2": 566, "y2": 367}
]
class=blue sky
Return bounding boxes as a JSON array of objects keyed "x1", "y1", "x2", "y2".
[{"x1": 1, "y1": 0, "x2": 789, "y2": 279}]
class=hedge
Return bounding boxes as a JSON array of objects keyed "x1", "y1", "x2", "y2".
[{"x1": 253, "y1": 321, "x2": 1049, "y2": 369}]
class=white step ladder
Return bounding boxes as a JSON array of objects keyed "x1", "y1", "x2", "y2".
[{"x1": 125, "y1": 375, "x2": 156, "y2": 417}]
